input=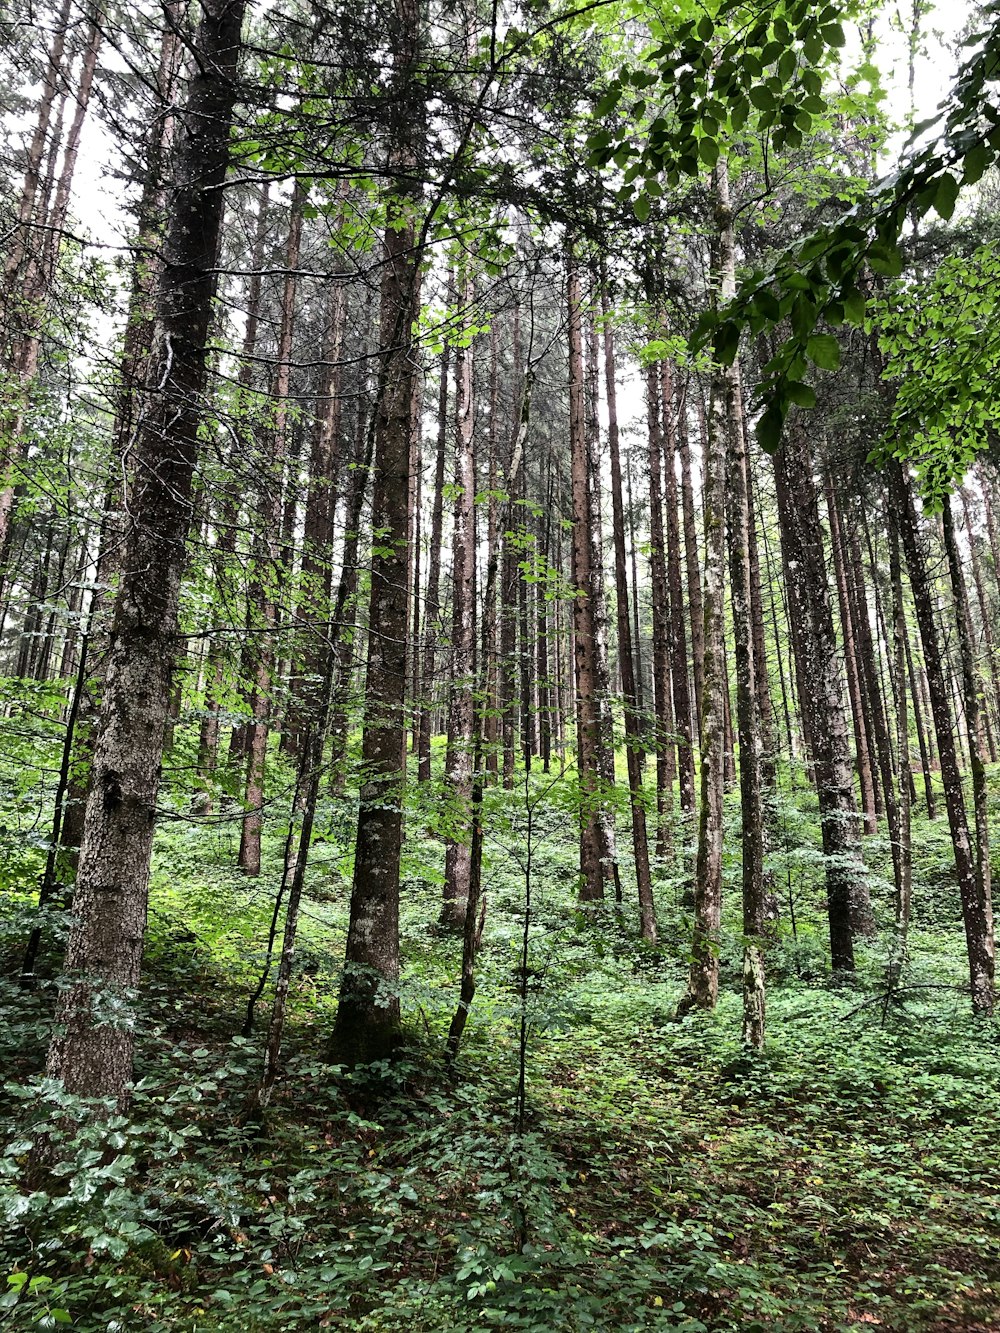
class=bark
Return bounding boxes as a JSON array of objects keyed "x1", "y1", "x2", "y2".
[
  {"x1": 942, "y1": 494, "x2": 994, "y2": 1011},
  {"x1": 45, "y1": 0, "x2": 245, "y2": 1106},
  {"x1": 826, "y1": 476, "x2": 878, "y2": 834},
  {"x1": 774, "y1": 422, "x2": 870, "y2": 969},
  {"x1": 962, "y1": 485, "x2": 1000, "y2": 761},
  {"x1": 847, "y1": 512, "x2": 896, "y2": 823},
  {"x1": 904, "y1": 626, "x2": 937, "y2": 818},
  {"x1": 442, "y1": 273, "x2": 477, "y2": 930},
  {"x1": 887, "y1": 511, "x2": 912, "y2": 983},
  {"x1": 889, "y1": 460, "x2": 994, "y2": 1014},
  {"x1": 645, "y1": 365, "x2": 674, "y2": 859},
  {"x1": 331, "y1": 0, "x2": 423, "y2": 1062},
  {"x1": 601, "y1": 277, "x2": 656, "y2": 942},
  {"x1": 660, "y1": 361, "x2": 696, "y2": 828},
  {"x1": 567, "y1": 247, "x2": 607, "y2": 901},
  {"x1": 677, "y1": 386, "x2": 704, "y2": 734},
  {"x1": 416, "y1": 343, "x2": 450, "y2": 782},
  {"x1": 62, "y1": 3, "x2": 185, "y2": 854},
  {"x1": 283, "y1": 273, "x2": 348, "y2": 754},
  {"x1": 239, "y1": 185, "x2": 305, "y2": 876}
]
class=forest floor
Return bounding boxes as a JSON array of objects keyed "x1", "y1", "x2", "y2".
[{"x1": 2, "y1": 764, "x2": 1000, "y2": 1331}]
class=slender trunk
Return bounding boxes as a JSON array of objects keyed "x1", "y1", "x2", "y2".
[
  {"x1": 417, "y1": 343, "x2": 450, "y2": 782},
  {"x1": 962, "y1": 486, "x2": 1000, "y2": 760},
  {"x1": 602, "y1": 277, "x2": 655, "y2": 941},
  {"x1": 825, "y1": 476, "x2": 878, "y2": 833},
  {"x1": 889, "y1": 461, "x2": 994, "y2": 1014},
  {"x1": 676, "y1": 390, "x2": 704, "y2": 732},
  {"x1": 774, "y1": 422, "x2": 870, "y2": 967},
  {"x1": 332, "y1": 0, "x2": 422, "y2": 1061},
  {"x1": 661, "y1": 361, "x2": 695, "y2": 826},
  {"x1": 645, "y1": 365, "x2": 674, "y2": 860},
  {"x1": 239, "y1": 185, "x2": 305, "y2": 875},
  {"x1": 943, "y1": 494, "x2": 994, "y2": 1007},
  {"x1": 568, "y1": 248, "x2": 605, "y2": 900},
  {"x1": 888, "y1": 512, "x2": 912, "y2": 981},
  {"x1": 442, "y1": 274, "x2": 477, "y2": 930}
]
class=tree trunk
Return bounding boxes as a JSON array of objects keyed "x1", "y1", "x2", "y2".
[
  {"x1": 239, "y1": 185, "x2": 305, "y2": 876},
  {"x1": 332, "y1": 0, "x2": 423, "y2": 1062},
  {"x1": 45, "y1": 0, "x2": 245, "y2": 1107},
  {"x1": 774, "y1": 422, "x2": 870, "y2": 969},
  {"x1": 442, "y1": 273, "x2": 477, "y2": 930},
  {"x1": 645, "y1": 365, "x2": 674, "y2": 860},
  {"x1": 826, "y1": 476, "x2": 878, "y2": 834},
  {"x1": 567, "y1": 246, "x2": 606, "y2": 901},
  {"x1": 602, "y1": 276, "x2": 656, "y2": 942},
  {"x1": 889, "y1": 460, "x2": 994, "y2": 1014},
  {"x1": 417, "y1": 343, "x2": 450, "y2": 782}
]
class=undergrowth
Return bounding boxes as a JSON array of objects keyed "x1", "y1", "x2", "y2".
[{"x1": 1, "y1": 759, "x2": 998, "y2": 1331}]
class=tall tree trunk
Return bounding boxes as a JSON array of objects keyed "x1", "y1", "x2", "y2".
[
  {"x1": 332, "y1": 0, "x2": 423, "y2": 1062},
  {"x1": 725, "y1": 336, "x2": 765, "y2": 1049},
  {"x1": 962, "y1": 485, "x2": 1000, "y2": 761},
  {"x1": 677, "y1": 385, "x2": 704, "y2": 736},
  {"x1": 645, "y1": 365, "x2": 674, "y2": 860},
  {"x1": 417, "y1": 343, "x2": 450, "y2": 782},
  {"x1": 774, "y1": 422, "x2": 870, "y2": 968},
  {"x1": 601, "y1": 276, "x2": 656, "y2": 941},
  {"x1": 442, "y1": 273, "x2": 477, "y2": 930},
  {"x1": 825, "y1": 477, "x2": 878, "y2": 833},
  {"x1": 679, "y1": 166, "x2": 734, "y2": 1014},
  {"x1": 888, "y1": 511, "x2": 912, "y2": 983},
  {"x1": 661, "y1": 361, "x2": 696, "y2": 830},
  {"x1": 889, "y1": 460, "x2": 994, "y2": 1014},
  {"x1": 567, "y1": 246, "x2": 606, "y2": 901},
  {"x1": 239, "y1": 185, "x2": 305, "y2": 876},
  {"x1": 942, "y1": 494, "x2": 994, "y2": 1009},
  {"x1": 44, "y1": 0, "x2": 245, "y2": 1106}
]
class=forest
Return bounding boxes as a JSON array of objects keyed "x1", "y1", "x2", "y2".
[{"x1": 1, "y1": 0, "x2": 1000, "y2": 1327}]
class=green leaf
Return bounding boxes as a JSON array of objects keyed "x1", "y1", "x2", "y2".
[
  {"x1": 806, "y1": 333, "x2": 841, "y2": 371},
  {"x1": 786, "y1": 381, "x2": 817, "y2": 408},
  {"x1": 842, "y1": 287, "x2": 866, "y2": 325},
  {"x1": 757, "y1": 401, "x2": 786, "y2": 453},
  {"x1": 962, "y1": 145, "x2": 991, "y2": 185},
  {"x1": 933, "y1": 172, "x2": 960, "y2": 220},
  {"x1": 632, "y1": 194, "x2": 650, "y2": 223}
]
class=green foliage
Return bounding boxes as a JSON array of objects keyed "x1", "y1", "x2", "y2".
[
  {"x1": 871, "y1": 243, "x2": 1000, "y2": 504},
  {"x1": 701, "y1": 0, "x2": 1000, "y2": 454},
  {"x1": 2, "y1": 747, "x2": 1000, "y2": 1329}
]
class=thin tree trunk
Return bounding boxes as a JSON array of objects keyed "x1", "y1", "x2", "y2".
[
  {"x1": 239, "y1": 185, "x2": 305, "y2": 876},
  {"x1": 774, "y1": 422, "x2": 871, "y2": 967},
  {"x1": 442, "y1": 272, "x2": 477, "y2": 930},
  {"x1": 645, "y1": 365, "x2": 674, "y2": 860},
  {"x1": 890, "y1": 461, "x2": 994, "y2": 1015},
  {"x1": 602, "y1": 275, "x2": 655, "y2": 941},
  {"x1": 417, "y1": 343, "x2": 450, "y2": 782},
  {"x1": 826, "y1": 476, "x2": 878, "y2": 833},
  {"x1": 568, "y1": 246, "x2": 606, "y2": 901}
]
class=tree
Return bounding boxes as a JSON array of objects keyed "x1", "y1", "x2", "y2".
[{"x1": 45, "y1": 0, "x2": 246, "y2": 1106}]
